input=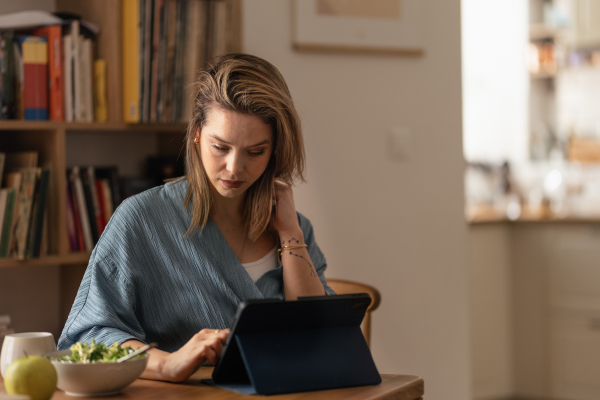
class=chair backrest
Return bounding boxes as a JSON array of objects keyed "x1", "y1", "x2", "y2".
[{"x1": 326, "y1": 279, "x2": 381, "y2": 347}]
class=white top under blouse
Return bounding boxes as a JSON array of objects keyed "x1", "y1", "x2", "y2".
[{"x1": 241, "y1": 246, "x2": 279, "y2": 282}]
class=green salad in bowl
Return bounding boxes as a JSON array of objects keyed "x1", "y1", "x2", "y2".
[
  {"x1": 54, "y1": 338, "x2": 143, "y2": 363},
  {"x1": 45, "y1": 338, "x2": 149, "y2": 397}
]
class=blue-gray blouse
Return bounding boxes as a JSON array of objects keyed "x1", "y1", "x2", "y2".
[{"x1": 58, "y1": 179, "x2": 334, "y2": 353}]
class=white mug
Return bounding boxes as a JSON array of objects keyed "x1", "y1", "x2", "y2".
[{"x1": 1, "y1": 332, "x2": 56, "y2": 378}]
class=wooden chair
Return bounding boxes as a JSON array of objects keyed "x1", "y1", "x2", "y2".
[{"x1": 326, "y1": 279, "x2": 381, "y2": 347}]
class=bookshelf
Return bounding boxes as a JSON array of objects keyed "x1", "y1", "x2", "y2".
[
  {"x1": 0, "y1": 122, "x2": 188, "y2": 269},
  {"x1": 0, "y1": 0, "x2": 242, "y2": 271}
]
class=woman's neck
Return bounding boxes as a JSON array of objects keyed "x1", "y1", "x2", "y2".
[{"x1": 210, "y1": 189, "x2": 245, "y2": 227}]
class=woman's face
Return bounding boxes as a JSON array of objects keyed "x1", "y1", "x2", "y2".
[{"x1": 199, "y1": 107, "x2": 273, "y2": 200}]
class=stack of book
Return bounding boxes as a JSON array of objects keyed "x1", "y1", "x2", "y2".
[
  {"x1": 0, "y1": 314, "x2": 14, "y2": 345},
  {"x1": 123, "y1": 0, "x2": 238, "y2": 123},
  {"x1": 0, "y1": 11, "x2": 106, "y2": 122},
  {"x1": 66, "y1": 166, "x2": 120, "y2": 253},
  {"x1": 0, "y1": 152, "x2": 51, "y2": 260}
]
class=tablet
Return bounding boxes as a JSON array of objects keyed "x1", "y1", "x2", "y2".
[{"x1": 206, "y1": 293, "x2": 381, "y2": 395}]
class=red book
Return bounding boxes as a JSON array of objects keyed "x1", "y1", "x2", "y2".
[
  {"x1": 95, "y1": 178, "x2": 107, "y2": 234},
  {"x1": 33, "y1": 26, "x2": 64, "y2": 121},
  {"x1": 20, "y1": 36, "x2": 48, "y2": 120}
]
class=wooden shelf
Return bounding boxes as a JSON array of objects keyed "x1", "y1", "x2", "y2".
[
  {"x1": 467, "y1": 204, "x2": 600, "y2": 224},
  {"x1": 0, "y1": 121, "x2": 188, "y2": 133},
  {"x1": 0, "y1": 253, "x2": 91, "y2": 269}
]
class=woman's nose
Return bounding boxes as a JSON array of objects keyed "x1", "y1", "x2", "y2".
[{"x1": 226, "y1": 152, "x2": 243, "y2": 175}]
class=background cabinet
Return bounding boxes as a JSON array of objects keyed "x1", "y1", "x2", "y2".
[
  {"x1": 571, "y1": 0, "x2": 600, "y2": 48},
  {"x1": 512, "y1": 224, "x2": 600, "y2": 399}
]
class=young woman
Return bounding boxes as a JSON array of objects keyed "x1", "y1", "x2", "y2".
[{"x1": 58, "y1": 53, "x2": 335, "y2": 382}]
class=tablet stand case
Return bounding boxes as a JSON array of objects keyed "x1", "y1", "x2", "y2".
[{"x1": 203, "y1": 294, "x2": 382, "y2": 395}]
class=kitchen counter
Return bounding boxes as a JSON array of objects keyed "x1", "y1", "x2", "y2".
[{"x1": 466, "y1": 204, "x2": 600, "y2": 224}]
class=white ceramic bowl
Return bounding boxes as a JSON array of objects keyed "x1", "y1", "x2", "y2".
[{"x1": 44, "y1": 350, "x2": 148, "y2": 397}]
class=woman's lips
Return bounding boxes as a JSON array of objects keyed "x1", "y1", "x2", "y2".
[{"x1": 221, "y1": 179, "x2": 244, "y2": 188}]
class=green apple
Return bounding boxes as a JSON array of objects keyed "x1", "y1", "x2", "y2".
[{"x1": 4, "y1": 355, "x2": 57, "y2": 400}]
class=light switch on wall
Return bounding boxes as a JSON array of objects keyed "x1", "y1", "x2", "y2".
[{"x1": 387, "y1": 127, "x2": 412, "y2": 161}]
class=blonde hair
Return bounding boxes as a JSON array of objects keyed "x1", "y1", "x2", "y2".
[{"x1": 183, "y1": 53, "x2": 305, "y2": 240}]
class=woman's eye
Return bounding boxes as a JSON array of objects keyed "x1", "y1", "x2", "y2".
[
  {"x1": 212, "y1": 144, "x2": 227, "y2": 152},
  {"x1": 249, "y1": 150, "x2": 265, "y2": 157}
]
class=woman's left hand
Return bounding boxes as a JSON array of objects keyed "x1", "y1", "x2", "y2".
[{"x1": 272, "y1": 180, "x2": 301, "y2": 236}]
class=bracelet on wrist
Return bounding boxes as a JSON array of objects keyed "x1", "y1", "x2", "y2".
[{"x1": 278, "y1": 244, "x2": 307, "y2": 259}]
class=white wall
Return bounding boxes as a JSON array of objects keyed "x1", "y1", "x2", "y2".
[
  {"x1": 242, "y1": 1, "x2": 471, "y2": 398},
  {"x1": 462, "y1": 0, "x2": 529, "y2": 163}
]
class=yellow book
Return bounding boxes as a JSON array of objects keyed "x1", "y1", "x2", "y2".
[
  {"x1": 94, "y1": 59, "x2": 108, "y2": 122},
  {"x1": 122, "y1": 0, "x2": 140, "y2": 123}
]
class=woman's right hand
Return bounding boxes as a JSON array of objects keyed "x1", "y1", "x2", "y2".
[
  {"x1": 124, "y1": 328, "x2": 230, "y2": 382},
  {"x1": 160, "y1": 328, "x2": 229, "y2": 382}
]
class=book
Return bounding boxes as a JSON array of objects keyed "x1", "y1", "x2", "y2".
[
  {"x1": 63, "y1": 34, "x2": 73, "y2": 122},
  {"x1": 67, "y1": 172, "x2": 85, "y2": 252},
  {"x1": 40, "y1": 203, "x2": 48, "y2": 256},
  {"x1": 0, "y1": 42, "x2": 3, "y2": 120},
  {"x1": 69, "y1": 167, "x2": 93, "y2": 252},
  {"x1": 95, "y1": 166, "x2": 122, "y2": 213},
  {"x1": 33, "y1": 25, "x2": 63, "y2": 121},
  {"x1": 183, "y1": 0, "x2": 205, "y2": 121},
  {"x1": 70, "y1": 20, "x2": 84, "y2": 122},
  {"x1": 9, "y1": 168, "x2": 38, "y2": 259},
  {"x1": 213, "y1": 0, "x2": 228, "y2": 58},
  {"x1": 0, "y1": 31, "x2": 16, "y2": 119},
  {"x1": 1, "y1": 175, "x2": 19, "y2": 258},
  {"x1": 100, "y1": 179, "x2": 114, "y2": 222},
  {"x1": 123, "y1": 0, "x2": 141, "y2": 122},
  {"x1": 141, "y1": 0, "x2": 154, "y2": 122},
  {"x1": 65, "y1": 181, "x2": 79, "y2": 252},
  {"x1": 26, "y1": 168, "x2": 50, "y2": 258},
  {"x1": 95, "y1": 178, "x2": 108, "y2": 233},
  {"x1": 19, "y1": 35, "x2": 48, "y2": 120},
  {"x1": 170, "y1": 0, "x2": 185, "y2": 122},
  {"x1": 163, "y1": 0, "x2": 177, "y2": 122},
  {"x1": 81, "y1": 37, "x2": 94, "y2": 122},
  {"x1": 83, "y1": 166, "x2": 102, "y2": 240},
  {"x1": 156, "y1": 0, "x2": 169, "y2": 122},
  {"x1": 93, "y1": 59, "x2": 107, "y2": 122},
  {"x1": 13, "y1": 40, "x2": 23, "y2": 119},
  {"x1": 205, "y1": 0, "x2": 215, "y2": 65},
  {"x1": 149, "y1": 0, "x2": 163, "y2": 122},
  {"x1": 0, "y1": 152, "x2": 5, "y2": 186},
  {"x1": 0, "y1": 189, "x2": 7, "y2": 247}
]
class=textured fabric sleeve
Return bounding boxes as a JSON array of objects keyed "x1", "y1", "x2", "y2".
[
  {"x1": 57, "y1": 254, "x2": 146, "y2": 350},
  {"x1": 298, "y1": 213, "x2": 336, "y2": 296},
  {"x1": 57, "y1": 198, "x2": 148, "y2": 350}
]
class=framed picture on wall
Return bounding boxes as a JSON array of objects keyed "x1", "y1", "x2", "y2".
[{"x1": 293, "y1": 0, "x2": 424, "y2": 55}]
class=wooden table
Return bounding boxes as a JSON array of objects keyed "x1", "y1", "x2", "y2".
[{"x1": 1, "y1": 367, "x2": 424, "y2": 400}]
